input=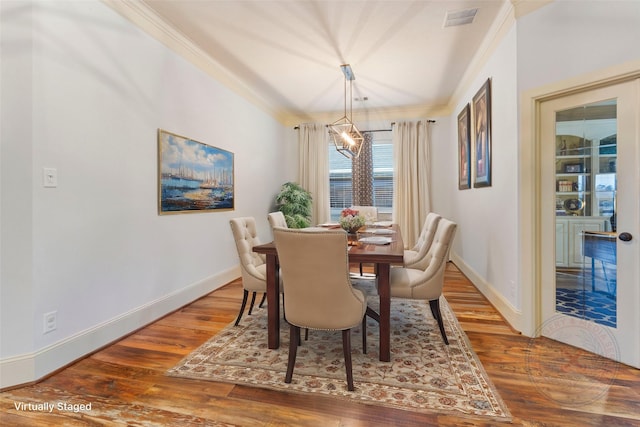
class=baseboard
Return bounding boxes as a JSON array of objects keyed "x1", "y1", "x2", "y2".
[
  {"x1": 450, "y1": 253, "x2": 524, "y2": 333},
  {"x1": 0, "y1": 266, "x2": 240, "y2": 390}
]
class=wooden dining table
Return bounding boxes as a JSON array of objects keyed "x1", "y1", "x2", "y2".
[{"x1": 253, "y1": 224, "x2": 405, "y2": 362}]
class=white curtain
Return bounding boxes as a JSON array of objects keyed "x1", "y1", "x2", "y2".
[
  {"x1": 392, "y1": 120, "x2": 432, "y2": 248},
  {"x1": 298, "y1": 123, "x2": 330, "y2": 225}
]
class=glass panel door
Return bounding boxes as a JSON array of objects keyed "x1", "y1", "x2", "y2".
[
  {"x1": 554, "y1": 100, "x2": 617, "y2": 327},
  {"x1": 540, "y1": 79, "x2": 640, "y2": 368}
]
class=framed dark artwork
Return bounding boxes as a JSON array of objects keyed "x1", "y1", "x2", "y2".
[
  {"x1": 472, "y1": 78, "x2": 492, "y2": 188},
  {"x1": 457, "y1": 103, "x2": 471, "y2": 190},
  {"x1": 158, "y1": 129, "x2": 234, "y2": 214}
]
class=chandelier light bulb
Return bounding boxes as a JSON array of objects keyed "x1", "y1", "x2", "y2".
[{"x1": 342, "y1": 132, "x2": 355, "y2": 146}]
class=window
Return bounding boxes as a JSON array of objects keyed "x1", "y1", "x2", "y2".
[{"x1": 329, "y1": 131, "x2": 393, "y2": 220}]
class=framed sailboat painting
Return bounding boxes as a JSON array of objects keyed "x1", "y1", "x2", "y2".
[{"x1": 158, "y1": 129, "x2": 234, "y2": 214}]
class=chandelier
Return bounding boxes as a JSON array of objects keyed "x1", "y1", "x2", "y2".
[{"x1": 329, "y1": 64, "x2": 364, "y2": 159}]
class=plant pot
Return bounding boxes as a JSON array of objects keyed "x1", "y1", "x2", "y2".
[{"x1": 343, "y1": 226, "x2": 362, "y2": 234}]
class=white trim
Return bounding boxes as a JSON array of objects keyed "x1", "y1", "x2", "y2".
[
  {"x1": 0, "y1": 266, "x2": 240, "y2": 389},
  {"x1": 450, "y1": 252, "x2": 523, "y2": 333},
  {"x1": 511, "y1": 0, "x2": 553, "y2": 19},
  {"x1": 100, "y1": 0, "x2": 282, "y2": 122},
  {"x1": 100, "y1": 0, "x2": 520, "y2": 127},
  {"x1": 448, "y1": 1, "x2": 516, "y2": 113}
]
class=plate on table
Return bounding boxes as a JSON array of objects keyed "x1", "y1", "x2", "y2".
[
  {"x1": 318, "y1": 222, "x2": 339, "y2": 227},
  {"x1": 358, "y1": 236, "x2": 393, "y2": 245},
  {"x1": 362, "y1": 228, "x2": 395, "y2": 235},
  {"x1": 373, "y1": 221, "x2": 393, "y2": 227}
]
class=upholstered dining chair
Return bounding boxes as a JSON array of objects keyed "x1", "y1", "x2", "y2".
[
  {"x1": 229, "y1": 217, "x2": 278, "y2": 326},
  {"x1": 403, "y1": 212, "x2": 442, "y2": 270},
  {"x1": 267, "y1": 211, "x2": 288, "y2": 230},
  {"x1": 349, "y1": 205, "x2": 378, "y2": 224},
  {"x1": 349, "y1": 206, "x2": 379, "y2": 276},
  {"x1": 389, "y1": 218, "x2": 457, "y2": 345},
  {"x1": 273, "y1": 227, "x2": 372, "y2": 391}
]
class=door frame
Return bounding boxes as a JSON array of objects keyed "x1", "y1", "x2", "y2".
[{"x1": 518, "y1": 61, "x2": 640, "y2": 339}]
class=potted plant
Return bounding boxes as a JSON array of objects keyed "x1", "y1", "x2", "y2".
[{"x1": 275, "y1": 182, "x2": 312, "y2": 228}]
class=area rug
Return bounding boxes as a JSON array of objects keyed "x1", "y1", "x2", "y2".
[{"x1": 167, "y1": 293, "x2": 511, "y2": 422}]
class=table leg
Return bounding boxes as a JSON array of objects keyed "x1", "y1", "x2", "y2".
[
  {"x1": 591, "y1": 257, "x2": 596, "y2": 292},
  {"x1": 377, "y1": 263, "x2": 391, "y2": 362},
  {"x1": 266, "y1": 254, "x2": 280, "y2": 349}
]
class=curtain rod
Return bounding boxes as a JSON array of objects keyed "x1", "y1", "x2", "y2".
[
  {"x1": 390, "y1": 120, "x2": 437, "y2": 124},
  {"x1": 294, "y1": 120, "x2": 436, "y2": 130},
  {"x1": 363, "y1": 128, "x2": 392, "y2": 133}
]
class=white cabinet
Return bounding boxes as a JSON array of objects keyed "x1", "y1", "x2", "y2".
[
  {"x1": 555, "y1": 128, "x2": 615, "y2": 268},
  {"x1": 555, "y1": 134, "x2": 616, "y2": 217},
  {"x1": 556, "y1": 217, "x2": 609, "y2": 267},
  {"x1": 556, "y1": 221, "x2": 569, "y2": 266}
]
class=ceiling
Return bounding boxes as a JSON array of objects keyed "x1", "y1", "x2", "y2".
[{"x1": 110, "y1": 0, "x2": 530, "y2": 125}]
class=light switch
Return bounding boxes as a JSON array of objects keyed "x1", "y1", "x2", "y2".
[{"x1": 43, "y1": 167, "x2": 58, "y2": 187}]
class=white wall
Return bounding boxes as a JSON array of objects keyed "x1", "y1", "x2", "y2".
[
  {"x1": 517, "y1": 0, "x2": 640, "y2": 94},
  {"x1": 431, "y1": 24, "x2": 520, "y2": 317},
  {"x1": 1, "y1": 0, "x2": 296, "y2": 387}
]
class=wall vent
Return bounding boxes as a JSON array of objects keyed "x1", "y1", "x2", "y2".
[{"x1": 444, "y1": 8, "x2": 478, "y2": 27}]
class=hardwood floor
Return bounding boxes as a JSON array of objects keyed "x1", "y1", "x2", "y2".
[{"x1": 2, "y1": 263, "x2": 639, "y2": 426}]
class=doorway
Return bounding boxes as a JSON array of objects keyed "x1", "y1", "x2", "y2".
[{"x1": 539, "y1": 79, "x2": 639, "y2": 368}]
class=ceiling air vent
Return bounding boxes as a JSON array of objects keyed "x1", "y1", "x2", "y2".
[{"x1": 444, "y1": 8, "x2": 478, "y2": 27}]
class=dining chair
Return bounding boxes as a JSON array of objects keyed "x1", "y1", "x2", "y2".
[
  {"x1": 349, "y1": 206, "x2": 378, "y2": 276},
  {"x1": 229, "y1": 217, "x2": 280, "y2": 326},
  {"x1": 389, "y1": 218, "x2": 457, "y2": 345},
  {"x1": 273, "y1": 227, "x2": 373, "y2": 391},
  {"x1": 403, "y1": 212, "x2": 442, "y2": 270},
  {"x1": 349, "y1": 205, "x2": 378, "y2": 224},
  {"x1": 267, "y1": 211, "x2": 288, "y2": 230}
]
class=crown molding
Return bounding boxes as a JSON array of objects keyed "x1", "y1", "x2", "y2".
[
  {"x1": 101, "y1": 0, "x2": 521, "y2": 128},
  {"x1": 511, "y1": 0, "x2": 554, "y2": 19},
  {"x1": 101, "y1": 0, "x2": 280, "y2": 120},
  {"x1": 447, "y1": 0, "x2": 516, "y2": 112}
]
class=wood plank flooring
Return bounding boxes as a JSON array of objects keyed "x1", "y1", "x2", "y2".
[{"x1": 2, "y1": 263, "x2": 639, "y2": 426}]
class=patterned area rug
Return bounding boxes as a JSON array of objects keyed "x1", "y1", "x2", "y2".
[{"x1": 167, "y1": 294, "x2": 511, "y2": 422}]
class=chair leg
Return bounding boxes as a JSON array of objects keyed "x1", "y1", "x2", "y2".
[
  {"x1": 359, "y1": 263, "x2": 364, "y2": 276},
  {"x1": 234, "y1": 290, "x2": 249, "y2": 326},
  {"x1": 258, "y1": 292, "x2": 267, "y2": 308},
  {"x1": 342, "y1": 329, "x2": 354, "y2": 391},
  {"x1": 429, "y1": 298, "x2": 449, "y2": 345},
  {"x1": 247, "y1": 292, "x2": 258, "y2": 315},
  {"x1": 282, "y1": 294, "x2": 286, "y2": 320},
  {"x1": 362, "y1": 316, "x2": 367, "y2": 354},
  {"x1": 285, "y1": 324, "x2": 299, "y2": 384},
  {"x1": 366, "y1": 306, "x2": 380, "y2": 323}
]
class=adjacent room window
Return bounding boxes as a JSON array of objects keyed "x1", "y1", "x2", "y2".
[{"x1": 329, "y1": 131, "x2": 393, "y2": 220}]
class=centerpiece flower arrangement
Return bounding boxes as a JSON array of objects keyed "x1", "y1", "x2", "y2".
[{"x1": 339, "y1": 208, "x2": 366, "y2": 234}]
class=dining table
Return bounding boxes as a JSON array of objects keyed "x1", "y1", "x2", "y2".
[{"x1": 252, "y1": 224, "x2": 405, "y2": 362}]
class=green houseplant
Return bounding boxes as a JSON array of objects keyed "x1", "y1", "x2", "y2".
[{"x1": 275, "y1": 182, "x2": 312, "y2": 228}]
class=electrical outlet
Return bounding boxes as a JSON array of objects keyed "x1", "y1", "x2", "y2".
[{"x1": 43, "y1": 311, "x2": 57, "y2": 334}]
